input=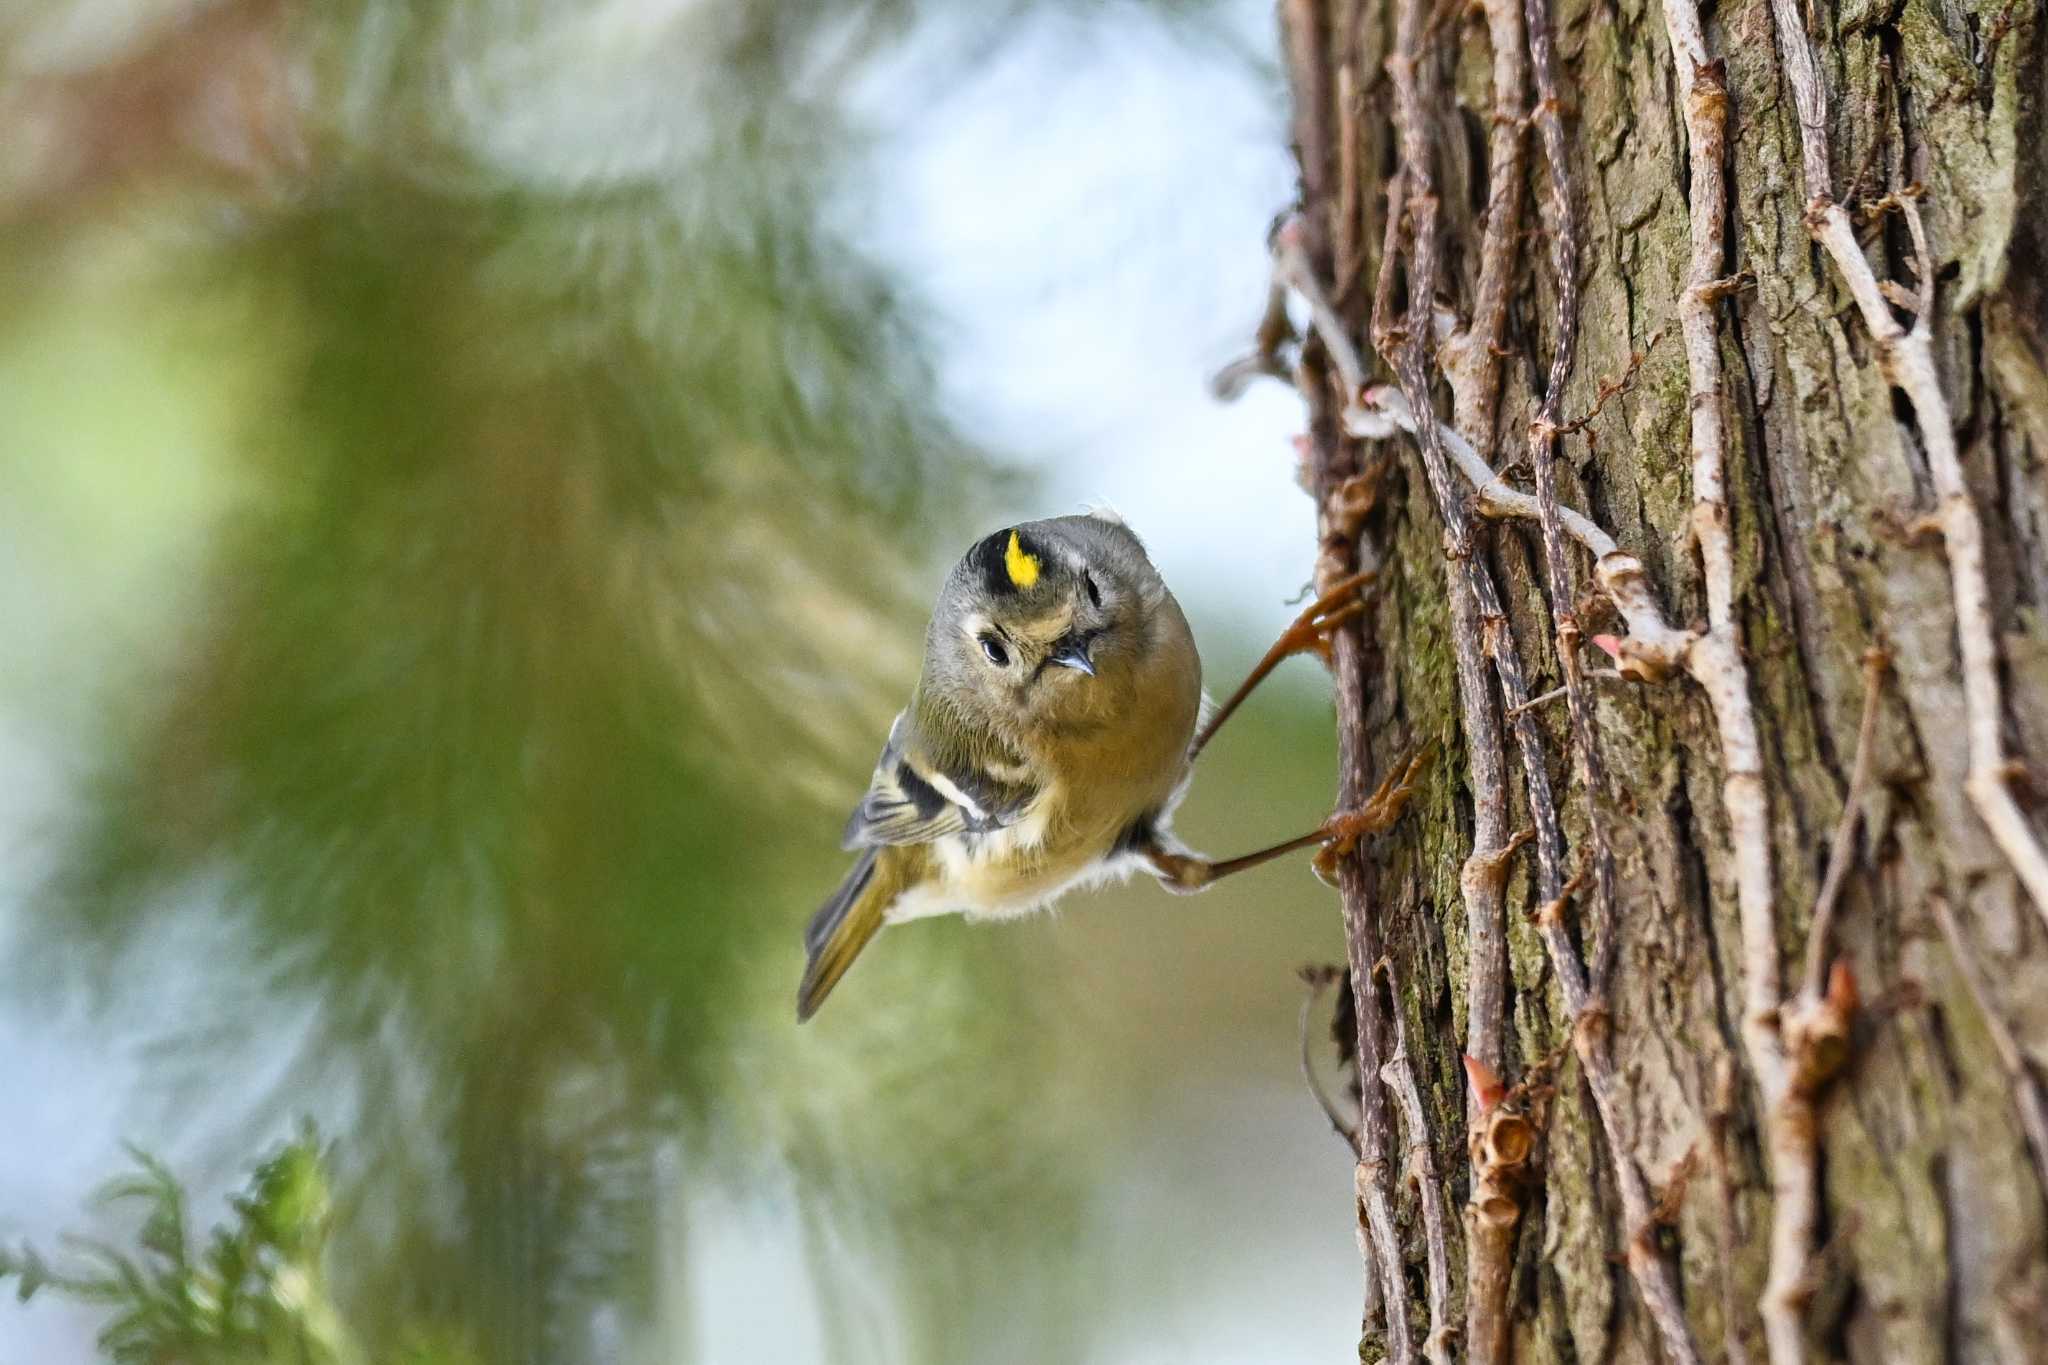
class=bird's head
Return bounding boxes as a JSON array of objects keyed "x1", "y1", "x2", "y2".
[{"x1": 923, "y1": 514, "x2": 1166, "y2": 738}]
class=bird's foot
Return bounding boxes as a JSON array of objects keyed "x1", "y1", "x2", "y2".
[
  {"x1": 1146, "y1": 848, "x2": 1214, "y2": 895},
  {"x1": 1312, "y1": 746, "x2": 1432, "y2": 881},
  {"x1": 1270, "y1": 569, "x2": 1377, "y2": 667},
  {"x1": 1190, "y1": 569, "x2": 1378, "y2": 760}
]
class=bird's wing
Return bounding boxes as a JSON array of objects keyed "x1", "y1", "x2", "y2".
[{"x1": 841, "y1": 712, "x2": 1034, "y2": 850}]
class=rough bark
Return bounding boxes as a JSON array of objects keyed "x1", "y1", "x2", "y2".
[{"x1": 1265, "y1": 0, "x2": 2048, "y2": 1358}]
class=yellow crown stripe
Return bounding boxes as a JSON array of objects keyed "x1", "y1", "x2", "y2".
[{"x1": 1004, "y1": 530, "x2": 1041, "y2": 588}]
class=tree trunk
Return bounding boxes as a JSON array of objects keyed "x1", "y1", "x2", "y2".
[{"x1": 1267, "y1": 0, "x2": 2048, "y2": 1359}]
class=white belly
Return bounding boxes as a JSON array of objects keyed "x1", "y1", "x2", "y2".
[{"x1": 881, "y1": 798, "x2": 1151, "y2": 925}]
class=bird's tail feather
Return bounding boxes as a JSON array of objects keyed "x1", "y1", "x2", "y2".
[{"x1": 797, "y1": 847, "x2": 894, "y2": 1022}]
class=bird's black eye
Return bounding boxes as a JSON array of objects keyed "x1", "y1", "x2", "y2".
[
  {"x1": 1083, "y1": 573, "x2": 1103, "y2": 609},
  {"x1": 979, "y1": 635, "x2": 1009, "y2": 666}
]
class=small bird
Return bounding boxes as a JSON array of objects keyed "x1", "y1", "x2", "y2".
[{"x1": 797, "y1": 512, "x2": 1413, "y2": 1021}]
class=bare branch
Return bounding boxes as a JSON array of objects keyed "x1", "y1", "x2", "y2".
[
  {"x1": 1276, "y1": 219, "x2": 1373, "y2": 404},
  {"x1": 1436, "y1": 0, "x2": 1529, "y2": 1094},
  {"x1": 1463, "y1": 1050, "x2": 1539, "y2": 1365},
  {"x1": 1558, "y1": 328, "x2": 1670, "y2": 435},
  {"x1": 1360, "y1": 47, "x2": 1534, "y2": 1364},
  {"x1": 1300, "y1": 965, "x2": 1364, "y2": 1157},
  {"x1": 1380, "y1": 958, "x2": 1456, "y2": 1365},
  {"x1": 1929, "y1": 895, "x2": 2048, "y2": 1201},
  {"x1": 1654, "y1": 5, "x2": 1808, "y2": 1358},
  {"x1": 1375, "y1": 14, "x2": 1488, "y2": 1361},
  {"x1": 1757, "y1": 1, "x2": 2048, "y2": 1348},
  {"x1": 1707, "y1": 1058, "x2": 1757, "y2": 1365},
  {"x1": 1801, "y1": 650, "x2": 1889, "y2": 1003},
  {"x1": 1521, "y1": 0, "x2": 1621, "y2": 995},
  {"x1": 1505, "y1": 673, "x2": 1626, "y2": 718},
  {"x1": 1350, "y1": 387, "x2": 1699, "y2": 672},
  {"x1": 1438, "y1": 0, "x2": 1528, "y2": 445},
  {"x1": 1379, "y1": 0, "x2": 1571, "y2": 920},
  {"x1": 1369, "y1": 332, "x2": 1710, "y2": 1365},
  {"x1": 1210, "y1": 275, "x2": 1297, "y2": 401}
]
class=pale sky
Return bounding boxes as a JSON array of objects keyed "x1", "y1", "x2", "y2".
[{"x1": 871, "y1": 5, "x2": 1316, "y2": 645}]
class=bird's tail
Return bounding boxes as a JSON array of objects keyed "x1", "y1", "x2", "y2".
[{"x1": 797, "y1": 846, "x2": 901, "y2": 1022}]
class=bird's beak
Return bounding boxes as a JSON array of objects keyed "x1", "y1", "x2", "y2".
[{"x1": 1049, "y1": 634, "x2": 1096, "y2": 676}]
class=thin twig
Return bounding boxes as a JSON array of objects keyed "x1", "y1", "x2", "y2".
[
  {"x1": 1334, "y1": 38, "x2": 1364, "y2": 295},
  {"x1": 1509, "y1": 683, "x2": 1570, "y2": 717},
  {"x1": 1376, "y1": 14, "x2": 1486, "y2": 1362},
  {"x1": 1531, "y1": 865, "x2": 1708, "y2": 1365},
  {"x1": 1280, "y1": 0, "x2": 1337, "y2": 243},
  {"x1": 1379, "y1": 0, "x2": 1570, "y2": 914},
  {"x1": 1278, "y1": 3, "x2": 1413, "y2": 1353},
  {"x1": 1380, "y1": 959, "x2": 1457, "y2": 1365},
  {"x1": 1209, "y1": 275, "x2": 1297, "y2": 401},
  {"x1": 1371, "y1": 166, "x2": 1408, "y2": 361},
  {"x1": 1707, "y1": 1057, "x2": 1757, "y2": 1365},
  {"x1": 1438, "y1": 0, "x2": 1529, "y2": 447},
  {"x1": 1362, "y1": 34, "x2": 1526, "y2": 1342},
  {"x1": 1301, "y1": 965, "x2": 1364, "y2": 1157},
  {"x1": 1522, "y1": 0, "x2": 1620, "y2": 997},
  {"x1": 1761, "y1": 0, "x2": 2048, "y2": 1348},
  {"x1": 1558, "y1": 327, "x2": 1670, "y2": 435},
  {"x1": 1435, "y1": 41, "x2": 1534, "y2": 1360},
  {"x1": 1352, "y1": 386, "x2": 1699, "y2": 675},
  {"x1": 1463, "y1": 1052, "x2": 1536, "y2": 1364},
  {"x1": 1277, "y1": 220, "x2": 1372, "y2": 403},
  {"x1": 1334, "y1": 751, "x2": 1421, "y2": 1365},
  {"x1": 1801, "y1": 650, "x2": 1889, "y2": 1002},
  {"x1": 1369, "y1": 301, "x2": 1712, "y2": 1365},
  {"x1": 1504, "y1": 672, "x2": 1627, "y2": 718},
  {"x1": 1375, "y1": 0, "x2": 1578, "y2": 1207},
  {"x1": 1928, "y1": 895, "x2": 2048, "y2": 1200},
  {"x1": 1405, "y1": 9, "x2": 1540, "y2": 1335},
  {"x1": 1441, "y1": 53, "x2": 1535, "y2": 1309},
  {"x1": 1657, "y1": 5, "x2": 1801, "y2": 1359}
]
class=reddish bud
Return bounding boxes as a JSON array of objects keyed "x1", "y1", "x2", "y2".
[
  {"x1": 1464, "y1": 1053, "x2": 1507, "y2": 1112},
  {"x1": 1827, "y1": 959, "x2": 1859, "y2": 1018}
]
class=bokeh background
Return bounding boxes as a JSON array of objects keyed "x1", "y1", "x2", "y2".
[{"x1": 0, "y1": 2, "x2": 1367, "y2": 1360}]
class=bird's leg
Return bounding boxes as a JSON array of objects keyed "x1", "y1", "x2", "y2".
[
  {"x1": 1189, "y1": 570, "x2": 1377, "y2": 761},
  {"x1": 1146, "y1": 747, "x2": 1429, "y2": 893}
]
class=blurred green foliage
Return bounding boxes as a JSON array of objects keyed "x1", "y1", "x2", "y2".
[{"x1": 0, "y1": 3, "x2": 1357, "y2": 1364}]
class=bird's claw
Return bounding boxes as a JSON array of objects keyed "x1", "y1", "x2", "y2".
[
  {"x1": 1189, "y1": 569, "x2": 1379, "y2": 760},
  {"x1": 1312, "y1": 745, "x2": 1432, "y2": 881},
  {"x1": 1283, "y1": 570, "x2": 1377, "y2": 664}
]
